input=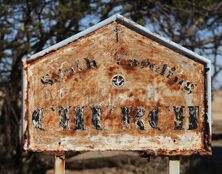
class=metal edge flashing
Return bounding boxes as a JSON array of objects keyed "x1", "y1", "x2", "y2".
[
  {"x1": 207, "y1": 60, "x2": 212, "y2": 134},
  {"x1": 208, "y1": 61, "x2": 212, "y2": 153},
  {"x1": 22, "y1": 62, "x2": 28, "y2": 150},
  {"x1": 203, "y1": 60, "x2": 212, "y2": 153},
  {"x1": 23, "y1": 148, "x2": 211, "y2": 156}
]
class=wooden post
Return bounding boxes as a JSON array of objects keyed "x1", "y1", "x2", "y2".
[
  {"x1": 169, "y1": 157, "x2": 180, "y2": 174},
  {"x1": 54, "y1": 154, "x2": 65, "y2": 174}
]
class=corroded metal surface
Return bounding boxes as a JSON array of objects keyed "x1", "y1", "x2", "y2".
[{"x1": 23, "y1": 21, "x2": 211, "y2": 156}]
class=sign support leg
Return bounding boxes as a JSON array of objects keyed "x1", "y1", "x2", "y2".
[
  {"x1": 169, "y1": 157, "x2": 180, "y2": 174},
  {"x1": 54, "y1": 154, "x2": 65, "y2": 174}
]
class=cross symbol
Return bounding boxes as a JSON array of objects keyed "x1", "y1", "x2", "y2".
[{"x1": 113, "y1": 26, "x2": 120, "y2": 42}]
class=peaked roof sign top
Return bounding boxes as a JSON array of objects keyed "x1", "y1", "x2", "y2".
[{"x1": 23, "y1": 14, "x2": 210, "y2": 64}]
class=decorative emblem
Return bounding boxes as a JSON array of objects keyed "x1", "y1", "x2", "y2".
[{"x1": 112, "y1": 74, "x2": 125, "y2": 88}]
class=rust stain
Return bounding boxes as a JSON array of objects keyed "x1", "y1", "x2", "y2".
[{"x1": 23, "y1": 22, "x2": 211, "y2": 156}]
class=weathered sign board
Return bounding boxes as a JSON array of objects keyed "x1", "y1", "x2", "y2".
[{"x1": 22, "y1": 14, "x2": 212, "y2": 156}]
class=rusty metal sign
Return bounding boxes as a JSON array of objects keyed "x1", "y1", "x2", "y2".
[{"x1": 22, "y1": 14, "x2": 212, "y2": 156}]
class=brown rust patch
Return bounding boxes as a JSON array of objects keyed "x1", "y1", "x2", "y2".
[{"x1": 166, "y1": 80, "x2": 180, "y2": 91}]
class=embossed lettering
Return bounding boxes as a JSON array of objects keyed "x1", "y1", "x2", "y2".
[
  {"x1": 59, "y1": 107, "x2": 69, "y2": 130},
  {"x1": 135, "y1": 107, "x2": 145, "y2": 130},
  {"x1": 74, "y1": 106, "x2": 84, "y2": 130},
  {"x1": 91, "y1": 106, "x2": 102, "y2": 130},
  {"x1": 173, "y1": 106, "x2": 185, "y2": 130},
  {"x1": 32, "y1": 108, "x2": 44, "y2": 130},
  {"x1": 121, "y1": 107, "x2": 130, "y2": 126},
  {"x1": 188, "y1": 106, "x2": 198, "y2": 130},
  {"x1": 148, "y1": 108, "x2": 160, "y2": 130}
]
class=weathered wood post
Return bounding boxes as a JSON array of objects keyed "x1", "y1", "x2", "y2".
[
  {"x1": 22, "y1": 14, "x2": 212, "y2": 173},
  {"x1": 169, "y1": 157, "x2": 180, "y2": 174},
  {"x1": 54, "y1": 155, "x2": 65, "y2": 174}
]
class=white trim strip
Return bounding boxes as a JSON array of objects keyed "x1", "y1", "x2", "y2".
[{"x1": 207, "y1": 61, "x2": 212, "y2": 134}]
